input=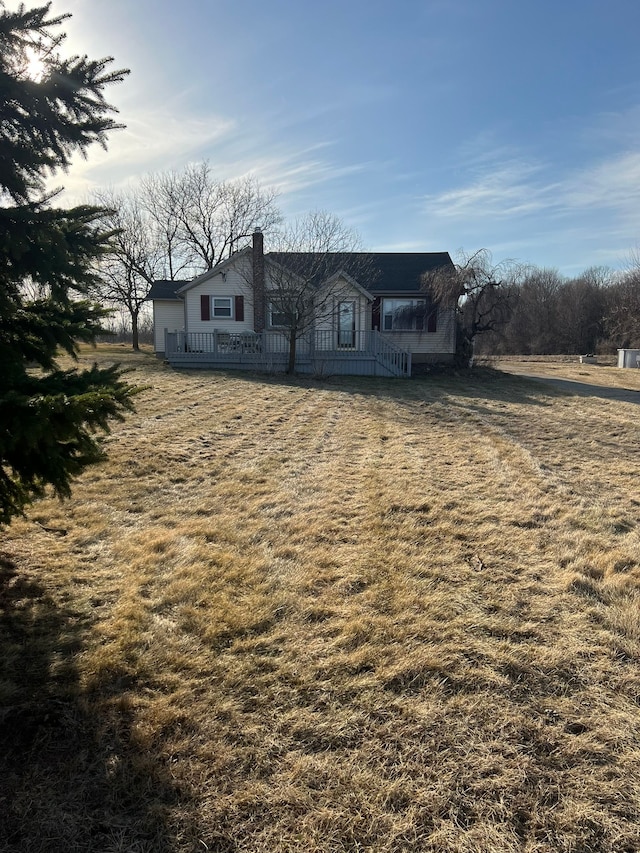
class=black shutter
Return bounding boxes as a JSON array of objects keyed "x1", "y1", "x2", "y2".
[{"x1": 427, "y1": 306, "x2": 437, "y2": 333}]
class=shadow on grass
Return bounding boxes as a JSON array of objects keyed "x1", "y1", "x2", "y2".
[
  {"x1": 0, "y1": 553, "x2": 193, "y2": 853},
  {"x1": 173, "y1": 364, "x2": 553, "y2": 406}
]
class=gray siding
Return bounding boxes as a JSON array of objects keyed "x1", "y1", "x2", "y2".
[
  {"x1": 184, "y1": 260, "x2": 255, "y2": 334},
  {"x1": 153, "y1": 300, "x2": 185, "y2": 353}
]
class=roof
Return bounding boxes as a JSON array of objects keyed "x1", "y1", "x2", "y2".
[
  {"x1": 365, "y1": 252, "x2": 453, "y2": 293},
  {"x1": 266, "y1": 252, "x2": 453, "y2": 294},
  {"x1": 145, "y1": 279, "x2": 189, "y2": 300},
  {"x1": 147, "y1": 252, "x2": 454, "y2": 300}
]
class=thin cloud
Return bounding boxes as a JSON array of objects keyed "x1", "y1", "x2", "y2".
[
  {"x1": 60, "y1": 110, "x2": 236, "y2": 202},
  {"x1": 416, "y1": 145, "x2": 640, "y2": 272},
  {"x1": 251, "y1": 155, "x2": 370, "y2": 196},
  {"x1": 422, "y1": 149, "x2": 640, "y2": 225},
  {"x1": 422, "y1": 160, "x2": 556, "y2": 219},
  {"x1": 562, "y1": 151, "x2": 640, "y2": 213}
]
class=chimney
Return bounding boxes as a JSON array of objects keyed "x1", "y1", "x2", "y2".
[{"x1": 252, "y1": 229, "x2": 265, "y2": 333}]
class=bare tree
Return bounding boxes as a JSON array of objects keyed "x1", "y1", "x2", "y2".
[
  {"x1": 555, "y1": 266, "x2": 611, "y2": 354},
  {"x1": 139, "y1": 170, "x2": 193, "y2": 280},
  {"x1": 261, "y1": 211, "x2": 370, "y2": 373},
  {"x1": 604, "y1": 251, "x2": 640, "y2": 348},
  {"x1": 499, "y1": 268, "x2": 563, "y2": 354},
  {"x1": 422, "y1": 249, "x2": 523, "y2": 365},
  {"x1": 92, "y1": 164, "x2": 281, "y2": 347},
  {"x1": 142, "y1": 163, "x2": 282, "y2": 274},
  {"x1": 93, "y1": 189, "x2": 163, "y2": 350}
]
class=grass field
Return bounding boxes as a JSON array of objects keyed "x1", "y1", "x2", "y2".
[{"x1": 1, "y1": 346, "x2": 640, "y2": 852}]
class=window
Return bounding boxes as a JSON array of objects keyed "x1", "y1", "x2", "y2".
[
  {"x1": 382, "y1": 298, "x2": 426, "y2": 331},
  {"x1": 200, "y1": 295, "x2": 244, "y2": 322},
  {"x1": 337, "y1": 300, "x2": 356, "y2": 347},
  {"x1": 269, "y1": 303, "x2": 290, "y2": 328},
  {"x1": 212, "y1": 297, "x2": 232, "y2": 318}
]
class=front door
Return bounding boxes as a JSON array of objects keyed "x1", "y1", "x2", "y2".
[{"x1": 337, "y1": 301, "x2": 356, "y2": 348}]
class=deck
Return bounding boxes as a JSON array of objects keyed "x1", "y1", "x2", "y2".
[{"x1": 164, "y1": 330, "x2": 411, "y2": 377}]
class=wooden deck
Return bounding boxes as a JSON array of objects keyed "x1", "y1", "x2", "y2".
[{"x1": 164, "y1": 330, "x2": 412, "y2": 377}]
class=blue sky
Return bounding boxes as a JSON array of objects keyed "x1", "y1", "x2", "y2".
[{"x1": 37, "y1": 0, "x2": 640, "y2": 272}]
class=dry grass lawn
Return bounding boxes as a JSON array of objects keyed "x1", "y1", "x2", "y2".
[{"x1": 1, "y1": 346, "x2": 640, "y2": 852}]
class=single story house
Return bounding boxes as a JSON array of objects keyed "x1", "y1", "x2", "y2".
[{"x1": 147, "y1": 231, "x2": 456, "y2": 377}]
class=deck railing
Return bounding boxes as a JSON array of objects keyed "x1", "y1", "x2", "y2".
[{"x1": 165, "y1": 329, "x2": 411, "y2": 376}]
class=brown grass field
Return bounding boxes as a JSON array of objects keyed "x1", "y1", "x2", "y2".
[{"x1": 1, "y1": 346, "x2": 640, "y2": 852}]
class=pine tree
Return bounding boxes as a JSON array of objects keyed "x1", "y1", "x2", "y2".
[{"x1": 0, "y1": 2, "x2": 136, "y2": 524}]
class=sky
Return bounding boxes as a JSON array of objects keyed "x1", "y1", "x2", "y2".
[{"x1": 23, "y1": 0, "x2": 640, "y2": 273}]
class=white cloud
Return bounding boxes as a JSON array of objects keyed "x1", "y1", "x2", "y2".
[
  {"x1": 562, "y1": 151, "x2": 640, "y2": 214},
  {"x1": 422, "y1": 147, "x2": 640, "y2": 229},
  {"x1": 60, "y1": 110, "x2": 236, "y2": 202},
  {"x1": 59, "y1": 93, "x2": 373, "y2": 213},
  {"x1": 248, "y1": 151, "x2": 370, "y2": 197},
  {"x1": 422, "y1": 160, "x2": 556, "y2": 220},
  {"x1": 417, "y1": 158, "x2": 636, "y2": 272}
]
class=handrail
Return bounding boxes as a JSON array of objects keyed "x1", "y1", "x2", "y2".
[{"x1": 165, "y1": 329, "x2": 411, "y2": 376}]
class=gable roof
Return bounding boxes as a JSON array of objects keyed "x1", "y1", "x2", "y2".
[
  {"x1": 176, "y1": 247, "x2": 251, "y2": 295},
  {"x1": 146, "y1": 279, "x2": 189, "y2": 300},
  {"x1": 266, "y1": 251, "x2": 453, "y2": 294},
  {"x1": 320, "y1": 270, "x2": 374, "y2": 301},
  {"x1": 147, "y1": 251, "x2": 454, "y2": 301},
  {"x1": 364, "y1": 252, "x2": 453, "y2": 293}
]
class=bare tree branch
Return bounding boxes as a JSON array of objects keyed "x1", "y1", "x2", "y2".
[
  {"x1": 92, "y1": 188, "x2": 163, "y2": 349},
  {"x1": 139, "y1": 170, "x2": 195, "y2": 280},
  {"x1": 91, "y1": 164, "x2": 281, "y2": 347},
  {"x1": 151, "y1": 163, "x2": 282, "y2": 272},
  {"x1": 604, "y1": 252, "x2": 640, "y2": 348},
  {"x1": 422, "y1": 248, "x2": 524, "y2": 365},
  {"x1": 254, "y1": 211, "x2": 371, "y2": 373}
]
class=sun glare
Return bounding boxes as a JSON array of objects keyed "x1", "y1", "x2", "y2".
[{"x1": 24, "y1": 47, "x2": 45, "y2": 82}]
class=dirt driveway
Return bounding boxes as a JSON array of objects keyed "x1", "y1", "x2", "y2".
[{"x1": 496, "y1": 361, "x2": 640, "y2": 405}]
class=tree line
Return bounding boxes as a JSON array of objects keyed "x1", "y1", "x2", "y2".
[
  {"x1": 476, "y1": 261, "x2": 640, "y2": 356},
  {"x1": 424, "y1": 250, "x2": 640, "y2": 363}
]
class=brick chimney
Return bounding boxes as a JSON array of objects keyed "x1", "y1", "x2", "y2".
[{"x1": 252, "y1": 229, "x2": 265, "y2": 332}]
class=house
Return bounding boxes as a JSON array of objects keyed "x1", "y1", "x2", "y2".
[{"x1": 147, "y1": 231, "x2": 457, "y2": 377}]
